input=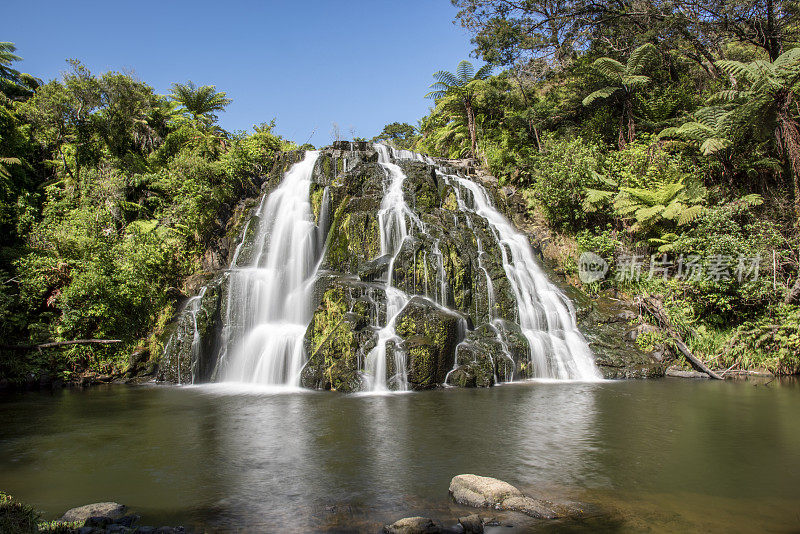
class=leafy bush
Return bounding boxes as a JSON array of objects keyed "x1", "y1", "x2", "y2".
[{"x1": 526, "y1": 136, "x2": 604, "y2": 230}]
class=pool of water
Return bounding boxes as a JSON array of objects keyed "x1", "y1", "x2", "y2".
[{"x1": 1, "y1": 378, "x2": 799, "y2": 532}]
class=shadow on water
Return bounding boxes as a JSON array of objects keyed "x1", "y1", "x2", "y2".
[{"x1": 1, "y1": 378, "x2": 799, "y2": 532}]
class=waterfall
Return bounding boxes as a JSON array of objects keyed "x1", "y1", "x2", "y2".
[
  {"x1": 166, "y1": 143, "x2": 600, "y2": 389},
  {"x1": 448, "y1": 174, "x2": 601, "y2": 381},
  {"x1": 362, "y1": 145, "x2": 423, "y2": 392},
  {"x1": 219, "y1": 151, "x2": 323, "y2": 386}
]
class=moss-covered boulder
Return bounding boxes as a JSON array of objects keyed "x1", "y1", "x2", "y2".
[
  {"x1": 445, "y1": 323, "x2": 519, "y2": 387},
  {"x1": 576, "y1": 293, "x2": 667, "y2": 379},
  {"x1": 301, "y1": 276, "x2": 381, "y2": 392},
  {"x1": 394, "y1": 297, "x2": 462, "y2": 389}
]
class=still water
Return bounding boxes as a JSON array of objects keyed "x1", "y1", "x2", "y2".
[{"x1": 1, "y1": 378, "x2": 799, "y2": 532}]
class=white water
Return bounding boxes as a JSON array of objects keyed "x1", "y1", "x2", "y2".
[
  {"x1": 362, "y1": 145, "x2": 423, "y2": 392},
  {"x1": 450, "y1": 175, "x2": 601, "y2": 381},
  {"x1": 219, "y1": 151, "x2": 323, "y2": 386}
]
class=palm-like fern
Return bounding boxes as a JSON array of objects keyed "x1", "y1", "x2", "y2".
[
  {"x1": 658, "y1": 106, "x2": 734, "y2": 156},
  {"x1": 0, "y1": 42, "x2": 40, "y2": 97},
  {"x1": 585, "y1": 174, "x2": 708, "y2": 239},
  {"x1": 583, "y1": 43, "x2": 660, "y2": 149},
  {"x1": 709, "y1": 47, "x2": 800, "y2": 221},
  {"x1": 615, "y1": 179, "x2": 705, "y2": 231},
  {"x1": 0, "y1": 156, "x2": 20, "y2": 182},
  {"x1": 425, "y1": 60, "x2": 491, "y2": 158},
  {"x1": 169, "y1": 81, "x2": 232, "y2": 126}
]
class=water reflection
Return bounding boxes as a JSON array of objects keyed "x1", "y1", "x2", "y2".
[{"x1": 1, "y1": 380, "x2": 799, "y2": 532}]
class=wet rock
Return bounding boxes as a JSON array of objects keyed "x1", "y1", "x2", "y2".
[
  {"x1": 448, "y1": 475, "x2": 561, "y2": 519},
  {"x1": 458, "y1": 513, "x2": 484, "y2": 533},
  {"x1": 577, "y1": 294, "x2": 667, "y2": 379},
  {"x1": 302, "y1": 277, "x2": 380, "y2": 392},
  {"x1": 60, "y1": 503, "x2": 127, "y2": 523},
  {"x1": 384, "y1": 516, "x2": 443, "y2": 534},
  {"x1": 395, "y1": 297, "x2": 462, "y2": 389},
  {"x1": 84, "y1": 516, "x2": 114, "y2": 528}
]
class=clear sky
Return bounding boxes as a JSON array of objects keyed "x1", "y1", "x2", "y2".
[{"x1": 4, "y1": 0, "x2": 478, "y2": 146}]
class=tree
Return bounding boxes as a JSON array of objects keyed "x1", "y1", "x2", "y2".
[
  {"x1": 711, "y1": 48, "x2": 800, "y2": 222},
  {"x1": 425, "y1": 60, "x2": 492, "y2": 159},
  {"x1": 169, "y1": 81, "x2": 231, "y2": 126},
  {"x1": 372, "y1": 122, "x2": 417, "y2": 149},
  {"x1": 0, "y1": 42, "x2": 39, "y2": 98},
  {"x1": 582, "y1": 43, "x2": 660, "y2": 149}
]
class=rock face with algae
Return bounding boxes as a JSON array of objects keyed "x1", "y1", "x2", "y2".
[{"x1": 160, "y1": 142, "x2": 660, "y2": 389}]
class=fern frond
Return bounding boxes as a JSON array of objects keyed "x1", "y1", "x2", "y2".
[
  {"x1": 591, "y1": 57, "x2": 625, "y2": 80},
  {"x1": 677, "y1": 204, "x2": 704, "y2": 225},
  {"x1": 582, "y1": 86, "x2": 621, "y2": 106},
  {"x1": 626, "y1": 43, "x2": 659, "y2": 74},
  {"x1": 635, "y1": 205, "x2": 665, "y2": 223},
  {"x1": 700, "y1": 137, "x2": 732, "y2": 155},
  {"x1": 455, "y1": 60, "x2": 475, "y2": 83}
]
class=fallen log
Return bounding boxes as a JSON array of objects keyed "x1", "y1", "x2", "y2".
[
  {"x1": 672, "y1": 339, "x2": 723, "y2": 380},
  {"x1": 0, "y1": 339, "x2": 122, "y2": 351},
  {"x1": 637, "y1": 296, "x2": 723, "y2": 380}
]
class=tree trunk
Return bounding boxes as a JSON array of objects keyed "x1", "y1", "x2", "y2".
[
  {"x1": 465, "y1": 99, "x2": 478, "y2": 159},
  {"x1": 626, "y1": 97, "x2": 636, "y2": 145},
  {"x1": 617, "y1": 109, "x2": 627, "y2": 151},
  {"x1": 786, "y1": 275, "x2": 800, "y2": 304}
]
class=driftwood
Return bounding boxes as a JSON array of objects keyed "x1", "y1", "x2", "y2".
[
  {"x1": 0, "y1": 339, "x2": 122, "y2": 351},
  {"x1": 637, "y1": 296, "x2": 723, "y2": 380}
]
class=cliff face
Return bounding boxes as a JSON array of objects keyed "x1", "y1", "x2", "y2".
[{"x1": 158, "y1": 142, "x2": 662, "y2": 390}]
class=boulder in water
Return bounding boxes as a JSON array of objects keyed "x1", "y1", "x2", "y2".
[
  {"x1": 383, "y1": 516, "x2": 442, "y2": 534},
  {"x1": 448, "y1": 475, "x2": 562, "y2": 519},
  {"x1": 59, "y1": 502, "x2": 127, "y2": 523}
]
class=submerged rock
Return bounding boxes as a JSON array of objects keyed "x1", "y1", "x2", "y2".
[
  {"x1": 383, "y1": 516, "x2": 443, "y2": 534},
  {"x1": 448, "y1": 474, "x2": 564, "y2": 519}
]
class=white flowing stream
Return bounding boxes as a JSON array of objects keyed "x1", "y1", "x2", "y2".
[{"x1": 220, "y1": 151, "x2": 322, "y2": 386}]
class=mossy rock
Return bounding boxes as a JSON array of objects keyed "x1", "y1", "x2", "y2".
[
  {"x1": 394, "y1": 296, "x2": 462, "y2": 389},
  {"x1": 158, "y1": 276, "x2": 225, "y2": 384}
]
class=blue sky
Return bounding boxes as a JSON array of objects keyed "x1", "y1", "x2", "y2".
[{"x1": 4, "y1": 0, "x2": 478, "y2": 146}]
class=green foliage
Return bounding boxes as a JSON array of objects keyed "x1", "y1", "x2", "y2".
[
  {"x1": 0, "y1": 492, "x2": 38, "y2": 534},
  {"x1": 169, "y1": 80, "x2": 232, "y2": 126},
  {"x1": 372, "y1": 122, "x2": 418, "y2": 149},
  {"x1": 0, "y1": 46, "x2": 290, "y2": 383},
  {"x1": 525, "y1": 136, "x2": 604, "y2": 230}
]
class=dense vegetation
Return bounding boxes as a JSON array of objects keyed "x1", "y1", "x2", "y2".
[
  {"x1": 2, "y1": 0, "x2": 799, "y2": 384},
  {"x1": 406, "y1": 0, "x2": 800, "y2": 374},
  {"x1": 0, "y1": 44, "x2": 294, "y2": 384}
]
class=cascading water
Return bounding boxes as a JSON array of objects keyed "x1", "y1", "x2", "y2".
[
  {"x1": 164, "y1": 142, "x2": 601, "y2": 390},
  {"x1": 218, "y1": 151, "x2": 323, "y2": 386},
  {"x1": 362, "y1": 145, "x2": 427, "y2": 392},
  {"x1": 445, "y1": 173, "x2": 601, "y2": 381}
]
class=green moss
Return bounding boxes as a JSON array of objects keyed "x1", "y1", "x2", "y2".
[
  {"x1": 308, "y1": 285, "x2": 356, "y2": 390},
  {"x1": 310, "y1": 186, "x2": 325, "y2": 223}
]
